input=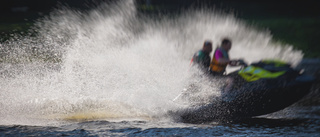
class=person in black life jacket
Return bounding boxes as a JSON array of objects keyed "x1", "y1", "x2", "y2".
[
  {"x1": 192, "y1": 41, "x2": 213, "y2": 72},
  {"x1": 209, "y1": 38, "x2": 241, "y2": 76}
]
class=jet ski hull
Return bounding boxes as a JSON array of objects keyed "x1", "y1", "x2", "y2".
[{"x1": 177, "y1": 74, "x2": 315, "y2": 123}]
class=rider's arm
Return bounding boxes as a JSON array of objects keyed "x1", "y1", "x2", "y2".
[
  {"x1": 217, "y1": 58, "x2": 231, "y2": 65},
  {"x1": 229, "y1": 59, "x2": 246, "y2": 66},
  {"x1": 215, "y1": 51, "x2": 239, "y2": 66}
]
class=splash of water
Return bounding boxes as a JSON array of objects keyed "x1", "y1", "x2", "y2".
[{"x1": 0, "y1": 0, "x2": 303, "y2": 126}]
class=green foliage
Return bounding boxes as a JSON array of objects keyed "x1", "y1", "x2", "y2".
[
  {"x1": 246, "y1": 17, "x2": 320, "y2": 58},
  {"x1": 1, "y1": 1, "x2": 319, "y2": 58}
]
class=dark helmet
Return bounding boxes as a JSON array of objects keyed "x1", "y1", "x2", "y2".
[{"x1": 204, "y1": 40, "x2": 212, "y2": 47}]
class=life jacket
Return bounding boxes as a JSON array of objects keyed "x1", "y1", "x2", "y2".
[{"x1": 210, "y1": 48, "x2": 229, "y2": 73}]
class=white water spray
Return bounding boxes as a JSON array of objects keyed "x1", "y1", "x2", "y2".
[{"x1": 0, "y1": 0, "x2": 303, "y2": 125}]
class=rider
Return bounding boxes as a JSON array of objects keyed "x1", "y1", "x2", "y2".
[
  {"x1": 192, "y1": 40, "x2": 213, "y2": 72},
  {"x1": 209, "y1": 38, "x2": 240, "y2": 75},
  {"x1": 209, "y1": 38, "x2": 244, "y2": 93}
]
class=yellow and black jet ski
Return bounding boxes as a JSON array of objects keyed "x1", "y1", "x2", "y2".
[{"x1": 176, "y1": 60, "x2": 315, "y2": 123}]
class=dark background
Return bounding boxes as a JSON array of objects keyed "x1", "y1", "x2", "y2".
[
  {"x1": 1, "y1": 0, "x2": 320, "y2": 57},
  {"x1": 1, "y1": 0, "x2": 319, "y2": 16}
]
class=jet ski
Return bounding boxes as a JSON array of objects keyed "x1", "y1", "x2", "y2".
[{"x1": 174, "y1": 60, "x2": 315, "y2": 123}]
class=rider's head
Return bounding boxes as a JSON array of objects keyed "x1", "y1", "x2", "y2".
[
  {"x1": 221, "y1": 38, "x2": 232, "y2": 52},
  {"x1": 203, "y1": 40, "x2": 213, "y2": 53}
]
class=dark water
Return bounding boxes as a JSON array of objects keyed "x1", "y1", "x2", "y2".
[{"x1": 1, "y1": 107, "x2": 320, "y2": 136}]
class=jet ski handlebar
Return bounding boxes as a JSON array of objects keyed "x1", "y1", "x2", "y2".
[{"x1": 230, "y1": 59, "x2": 248, "y2": 67}]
